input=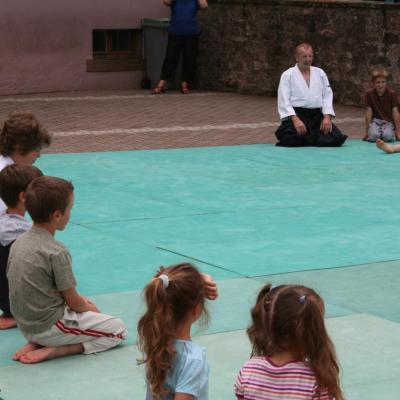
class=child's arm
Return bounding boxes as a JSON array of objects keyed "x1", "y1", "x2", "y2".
[
  {"x1": 364, "y1": 107, "x2": 372, "y2": 140},
  {"x1": 393, "y1": 107, "x2": 400, "y2": 140},
  {"x1": 201, "y1": 273, "x2": 218, "y2": 300},
  {"x1": 163, "y1": 0, "x2": 174, "y2": 6},
  {"x1": 198, "y1": 0, "x2": 208, "y2": 9},
  {"x1": 61, "y1": 288, "x2": 100, "y2": 313}
]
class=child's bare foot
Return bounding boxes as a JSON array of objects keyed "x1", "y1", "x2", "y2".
[
  {"x1": 0, "y1": 314, "x2": 17, "y2": 329},
  {"x1": 18, "y1": 343, "x2": 83, "y2": 364},
  {"x1": 13, "y1": 342, "x2": 42, "y2": 361},
  {"x1": 376, "y1": 139, "x2": 394, "y2": 153}
]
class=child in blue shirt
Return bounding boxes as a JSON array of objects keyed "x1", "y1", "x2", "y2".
[
  {"x1": 138, "y1": 263, "x2": 217, "y2": 400},
  {"x1": 0, "y1": 164, "x2": 43, "y2": 329}
]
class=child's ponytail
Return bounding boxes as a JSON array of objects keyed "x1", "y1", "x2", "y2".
[
  {"x1": 299, "y1": 295, "x2": 344, "y2": 400},
  {"x1": 138, "y1": 270, "x2": 176, "y2": 399},
  {"x1": 247, "y1": 283, "x2": 274, "y2": 357}
]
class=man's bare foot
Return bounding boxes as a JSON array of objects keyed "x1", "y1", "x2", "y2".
[
  {"x1": 13, "y1": 342, "x2": 42, "y2": 361},
  {"x1": 18, "y1": 343, "x2": 83, "y2": 364},
  {"x1": 0, "y1": 314, "x2": 17, "y2": 329},
  {"x1": 376, "y1": 138, "x2": 394, "y2": 153}
]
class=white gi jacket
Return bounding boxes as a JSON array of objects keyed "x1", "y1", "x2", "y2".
[{"x1": 277, "y1": 65, "x2": 335, "y2": 119}]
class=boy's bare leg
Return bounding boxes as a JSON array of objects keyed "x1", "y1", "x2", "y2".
[
  {"x1": 376, "y1": 138, "x2": 400, "y2": 153},
  {"x1": 13, "y1": 342, "x2": 42, "y2": 360},
  {"x1": 18, "y1": 343, "x2": 84, "y2": 364},
  {"x1": 0, "y1": 313, "x2": 17, "y2": 329}
]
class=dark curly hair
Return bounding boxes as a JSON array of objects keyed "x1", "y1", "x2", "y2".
[{"x1": 0, "y1": 110, "x2": 51, "y2": 156}]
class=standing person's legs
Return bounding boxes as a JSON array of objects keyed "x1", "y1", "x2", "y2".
[
  {"x1": 181, "y1": 35, "x2": 199, "y2": 91},
  {"x1": 381, "y1": 121, "x2": 395, "y2": 142},
  {"x1": 153, "y1": 35, "x2": 184, "y2": 93},
  {"x1": 14, "y1": 309, "x2": 127, "y2": 363},
  {"x1": 160, "y1": 35, "x2": 184, "y2": 83},
  {"x1": 367, "y1": 119, "x2": 383, "y2": 142}
]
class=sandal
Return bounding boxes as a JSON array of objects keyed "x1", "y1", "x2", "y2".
[
  {"x1": 152, "y1": 86, "x2": 166, "y2": 94},
  {"x1": 181, "y1": 82, "x2": 190, "y2": 94}
]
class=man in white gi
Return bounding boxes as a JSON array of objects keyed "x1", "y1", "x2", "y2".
[{"x1": 275, "y1": 43, "x2": 347, "y2": 147}]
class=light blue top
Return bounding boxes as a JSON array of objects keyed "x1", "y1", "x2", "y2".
[
  {"x1": 146, "y1": 339, "x2": 209, "y2": 400},
  {"x1": 0, "y1": 212, "x2": 31, "y2": 246}
]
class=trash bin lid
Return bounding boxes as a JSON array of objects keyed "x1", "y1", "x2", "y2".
[{"x1": 142, "y1": 18, "x2": 170, "y2": 27}]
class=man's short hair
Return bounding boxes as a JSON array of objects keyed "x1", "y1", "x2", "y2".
[
  {"x1": 0, "y1": 111, "x2": 52, "y2": 156},
  {"x1": 371, "y1": 68, "x2": 389, "y2": 82},
  {"x1": 26, "y1": 176, "x2": 74, "y2": 223},
  {"x1": 0, "y1": 164, "x2": 43, "y2": 207},
  {"x1": 295, "y1": 42, "x2": 313, "y2": 55}
]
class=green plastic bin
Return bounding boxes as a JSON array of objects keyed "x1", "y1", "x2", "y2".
[{"x1": 142, "y1": 18, "x2": 181, "y2": 89}]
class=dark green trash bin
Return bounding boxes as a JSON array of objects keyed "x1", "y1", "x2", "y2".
[{"x1": 142, "y1": 18, "x2": 181, "y2": 89}]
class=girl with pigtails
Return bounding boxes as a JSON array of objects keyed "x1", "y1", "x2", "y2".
[
  {"x1": 137, "y1": 263, "x2": 217, "y2": 400},
  {"x1": 235, "y1": 284, "x2": 344, "y2": 400}
]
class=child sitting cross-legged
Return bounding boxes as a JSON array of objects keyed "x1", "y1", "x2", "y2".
[
  {"x1": 235, "y1": 284, "x2": 343, "y2": 400},
  {"x1": 8, "y1": 176, "x2": 127, "y2": 364},
  {"x1": 364, "y1": 68, "x2": 400, "y2": 144},
  {"x1": 0, "y1": 164, "x2": 43, "y2": 330}
]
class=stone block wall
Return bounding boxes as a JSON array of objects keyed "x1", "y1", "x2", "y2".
[{"x1": 197, "y1": 0, "x2": 400, "y2": 106}]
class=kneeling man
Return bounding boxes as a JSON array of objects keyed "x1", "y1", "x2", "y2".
[{"x1": 275, "y1": 43, "x2": 347, "y2": 147}]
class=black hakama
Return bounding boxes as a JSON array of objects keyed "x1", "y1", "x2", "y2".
[{"x1": 275, "y1": 107, "x2": 347, "y2": 147}]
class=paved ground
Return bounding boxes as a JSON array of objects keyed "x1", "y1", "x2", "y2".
[{"x1": 0, "y1": 89, "x2": 364, "y2": 153}]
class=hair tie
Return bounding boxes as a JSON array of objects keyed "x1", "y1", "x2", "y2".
[
  {"x1": 159, "y1": 274, "x2": 169, "y2": 288},
  {"x1": 299, "y1": 295, "x2": 306, "y2": 305}
]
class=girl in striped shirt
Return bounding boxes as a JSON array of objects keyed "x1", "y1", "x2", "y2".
[{"x1": 235, "y1": 284, "x2": 343, "y2": 400}]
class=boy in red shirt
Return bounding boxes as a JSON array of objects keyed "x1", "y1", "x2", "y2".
[{"x1": 364, "y1": 69, "x2": 400, "y2": 148}]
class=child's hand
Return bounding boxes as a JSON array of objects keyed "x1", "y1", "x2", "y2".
[
  {"x1": 85, "y1": 298, "x2": 100, "y2": 313},
  {"x1": 201, "y1": 273, "x2": 218, "y2": 300}
]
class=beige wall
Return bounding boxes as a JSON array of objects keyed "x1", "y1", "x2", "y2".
[{"x1": 0, "y1": 0, "x2": 168, "y2": 95}]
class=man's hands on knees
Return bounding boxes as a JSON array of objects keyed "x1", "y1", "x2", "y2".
[
  {"x1": 291, "y1": 115, "x2": 307, "y2": 134},
  {"x1": 201, "y1": 273, "x2": 218, "y2": 300},
  {"x1": 320, "y1": 115, "x2": 332, "y2": 135}
]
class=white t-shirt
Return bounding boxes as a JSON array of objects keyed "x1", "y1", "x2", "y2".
[{"x1": 0, "y1": 155, "x2": 14, "y2": 214}]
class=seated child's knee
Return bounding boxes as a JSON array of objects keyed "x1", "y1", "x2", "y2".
[{"x1": 114, "y1": 318, "x2": 128, "y2": 341}]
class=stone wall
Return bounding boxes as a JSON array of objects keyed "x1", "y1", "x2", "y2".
[{"x1": 197, "y1": 0, "x2": 400, "y2": 106}]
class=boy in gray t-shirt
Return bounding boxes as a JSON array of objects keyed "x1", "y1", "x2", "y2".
[
  {"x1": 8, "y1": 176, "x2": 127, "y2": 364},
  {"x1": 0, "y1": 164, "x2": 43, "y2": 330}
]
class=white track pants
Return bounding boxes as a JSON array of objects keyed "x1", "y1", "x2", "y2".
[{"x1": 23, "y1": 308, "x2": 127, "y2": 354}]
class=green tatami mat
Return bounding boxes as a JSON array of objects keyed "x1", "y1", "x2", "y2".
[
  {"x1": 256, "y1": 260, "x2": 400, "y2": 323},
  {"x1": 32, "y1": 140, "x2": 400, "y2": 292},
  {"x1": 2, "y1": 141, "x2": 400, "y2": 400},
  {"x1": 55, "y1": 224, "x2": 238, "y2": 295}
]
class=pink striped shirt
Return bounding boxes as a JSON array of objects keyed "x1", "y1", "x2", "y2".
[{"x1": 235, "y1": 356, "x2": 331, "y2": 400}]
